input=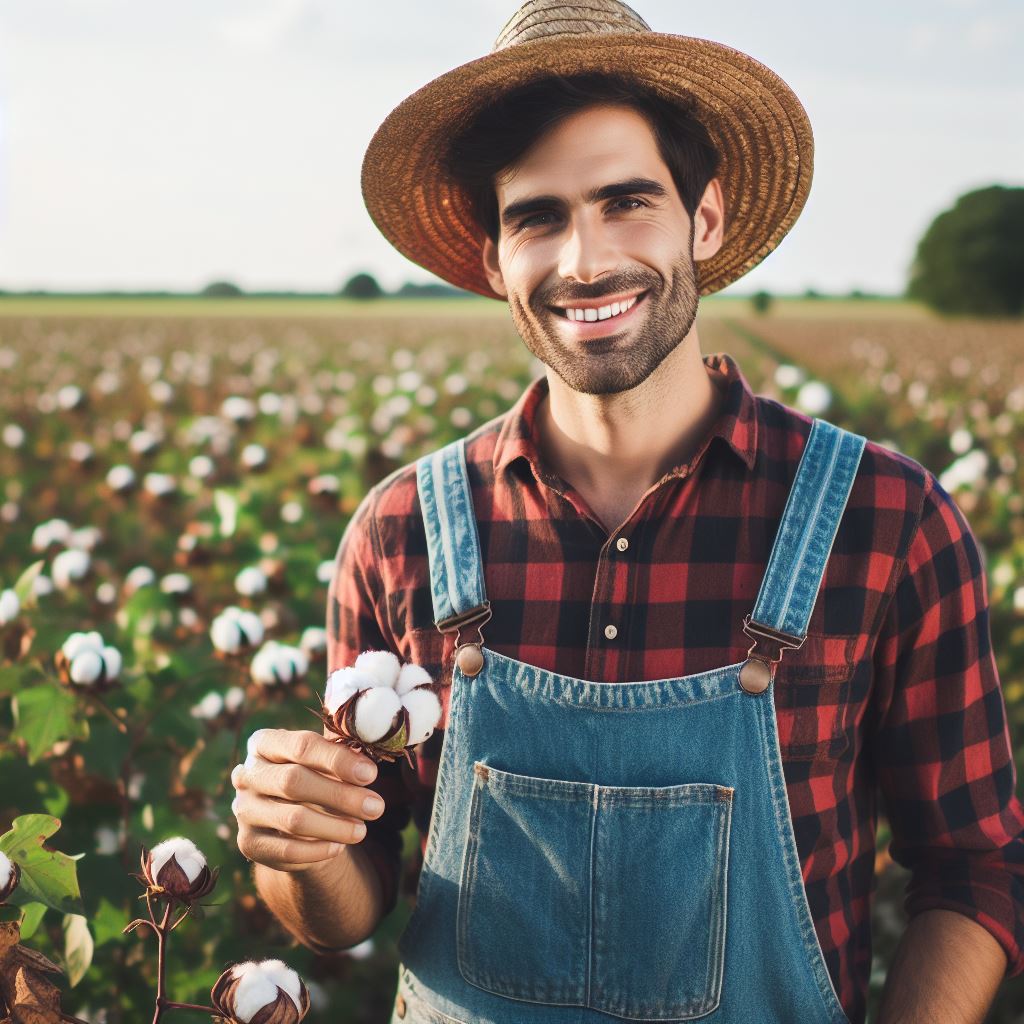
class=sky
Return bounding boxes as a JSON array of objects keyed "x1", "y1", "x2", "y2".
[{"x1": 0, "y1": 0, "x2": 1021, "y2": 296}]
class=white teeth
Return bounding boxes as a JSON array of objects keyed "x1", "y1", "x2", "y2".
[{"x1": 563, "y1": 295, "x2": 640, "y2": 322}]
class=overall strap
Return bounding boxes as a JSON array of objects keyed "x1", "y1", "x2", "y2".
[
  {"x1": 415, "y1": 437, "x2": 489, "y2": 630},
  {"x1": 751, "y1": 418, "x2": 866, "y2": 639}
]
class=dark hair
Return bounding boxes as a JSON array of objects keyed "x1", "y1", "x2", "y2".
[{"x1": 446, "y1": 72, "x2": 722, "y2": 242}]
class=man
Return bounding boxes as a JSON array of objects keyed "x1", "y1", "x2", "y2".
[{"x1": 230, "y1": 3, "x2": 1024, "y2": 1022}]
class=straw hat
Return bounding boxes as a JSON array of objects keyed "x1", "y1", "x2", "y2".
[{"x1": 361, "y1": 0, "x2": 813, "y2": 299}]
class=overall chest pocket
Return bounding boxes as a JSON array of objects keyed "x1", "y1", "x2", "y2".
[{"x1": 456, "y1": 761, "x2": 733, "y2": 1020}]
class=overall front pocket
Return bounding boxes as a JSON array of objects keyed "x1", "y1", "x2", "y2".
[{"x1": 456, "y1": 761, "x2": 733, "y2": 1019}]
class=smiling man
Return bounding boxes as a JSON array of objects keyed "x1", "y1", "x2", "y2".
[{"x1": 239, "y1": 3, "x2": 1024, "y2": 1023}]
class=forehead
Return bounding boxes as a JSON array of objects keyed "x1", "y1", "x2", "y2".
[{"x1": 496, "y1": 104, "x2": 670, "y2": 202}]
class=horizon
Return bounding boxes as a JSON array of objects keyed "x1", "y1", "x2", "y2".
[{"x1": 1, "y1": 1, "x2": 1021, "y2": 296}]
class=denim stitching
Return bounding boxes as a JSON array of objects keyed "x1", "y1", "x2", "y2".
[{"x1": 756, "y1": 687, "x2": 851, "y2": 1023}]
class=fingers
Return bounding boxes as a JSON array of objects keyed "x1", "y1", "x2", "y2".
[
  {"x1": 234, "y1": 790, "x2": 368, "y2": 846},
  {"x1": 236, "y1": 826, "x2": 344, "y2": 873},
  {"x1": 245, "y1": 728, "x2": 377, "y2": 786},
  {"x1": 232, "y1": 759, "x2": 385, "y2": 822}
]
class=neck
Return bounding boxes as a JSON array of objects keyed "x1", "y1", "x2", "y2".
[{"x1": 537, "y1": 326, "x2": 723, "y2": 510}]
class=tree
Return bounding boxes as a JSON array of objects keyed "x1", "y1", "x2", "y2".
[
  {"x1": 750, "y1": 290, "x2": 773, "y2": 315},
  {"x1": 340, "y1": 272, "x2": 383, "y2": 300},
  {"x1": 907, "y1": 185, "x2": 1024, "y2": 318},
  {"x1": 200, "y1": 280, "x2": 243, "y2": 297}
]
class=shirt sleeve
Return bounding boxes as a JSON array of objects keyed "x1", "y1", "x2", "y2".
[
  {"x1": 326, "y1": 485, "x2": 413, "y2": 922},
  {"x1": 873, "y1": 470, "x2": 1024, "y2": 975}
]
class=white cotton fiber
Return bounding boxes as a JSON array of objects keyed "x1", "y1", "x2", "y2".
[
  {"x1": 353, "y1": 687, "x2": 403, "y2": 743},
  {"x1": 150, "y1": 837, "x2": 206, "y2": 884},
  {"x1": 69, "y1": 649, "x2": 104, "y2": 686},
  {"x1": 354, "y1": 650, "x2": 401, "y2": 688},
  {"x1": 230, "y1": 960, "x2": 302, "y2": 1021},
  {"x1": 401, "y1": 688, "x2": 442, "y2": 744},
  {"x1": 394, "y1": 662, "x2": 433, "y2": 697},
  {"x1": 324, "y1": 666, "x2": 374, "y2": 714}
]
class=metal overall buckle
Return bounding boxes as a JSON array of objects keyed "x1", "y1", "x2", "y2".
[
  {"x1": 739, "y1": 614, "x2": 806, "y2": 694},
  {"x1": 436, "y1": 601, "x2": 492, "y2": 678}
]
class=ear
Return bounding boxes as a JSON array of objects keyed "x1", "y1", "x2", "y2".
[
  {"x1": 692, "y1": 177, "x2": 725, "y2": 262},
  {"x1": 481, "y1": 236, "x2": 508, "y2": 299}
]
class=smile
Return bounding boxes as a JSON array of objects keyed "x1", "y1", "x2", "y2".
[{"x1": 551, "y1": 290, "x2": 647, "y2": 322}]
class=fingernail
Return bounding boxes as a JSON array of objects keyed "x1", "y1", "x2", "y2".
[
  {"x1": 356, "y1": 762, "x2": 376, "y2": 782},
  {"x1": 353, "y1": 823, "x2": 367, "y2": 840},
  {"x1": 328, "y1": 843, "x2": 345, "y2": 856},
  {"x1": 363, "y1": 795, "x2": 384, "y2": 815}
]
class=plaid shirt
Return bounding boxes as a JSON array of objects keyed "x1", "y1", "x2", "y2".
[{"x1": 326, "y1": 352, "x2": 1024, "y2": 1024}]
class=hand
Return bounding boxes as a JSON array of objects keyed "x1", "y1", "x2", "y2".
[{"x1": 231, "y1": 728, "x2": 384, "y2": 873}]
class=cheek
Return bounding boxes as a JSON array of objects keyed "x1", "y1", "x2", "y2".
[
  {"x1": 611, "y1": 218, "x2": 683, "y2": 256},
  {"x1": 499, "y1": 239, "x2": 557, "y2": 296}
]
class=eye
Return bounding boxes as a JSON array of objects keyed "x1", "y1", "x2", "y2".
[
  {"x1": 609, "y1": 197, "x2": 646, "y2": 212},
  {"x1": 518, "y1": 211, "x2": 558, "y2": 230}
]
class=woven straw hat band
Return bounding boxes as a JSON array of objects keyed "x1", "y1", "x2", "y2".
[{"x1": 495, "y1": 0, "x2": 651, "y2": 49}]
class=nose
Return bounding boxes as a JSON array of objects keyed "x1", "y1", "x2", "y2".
[{"x1": 557, "y1": 213, "x2": 618, "y2": 285}]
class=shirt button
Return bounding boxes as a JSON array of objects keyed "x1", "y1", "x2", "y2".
[
  {"x1": 604, "y1": 624, "x2": 618, "y2": 640},
  {"x1": 615, "y1": 536, "x2": 629, "y2": 552}
]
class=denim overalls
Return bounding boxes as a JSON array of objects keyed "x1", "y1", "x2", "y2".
[{"x1": 391, "y1": 417, "x2": 865, "y2": 1024}]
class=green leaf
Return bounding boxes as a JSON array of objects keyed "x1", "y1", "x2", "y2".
[
  {"x1": 0, "y1": 663, "x2": 48, "y2": 698},
  {"x1": 91, "y1": 897, "x2": 127, "y2": 948},
  {"x1": 18, "y1": 900, "x2": 47, "y2": 939},
  {"x1": 11, "y1": 684, "x2": 89, "y2": 764},
  {"x1": 63, "y1": 913, "x2": 94, "y2": 986},
  {"x1": 0, "y1": 814, "x2": 85, "y2": 916},
  {"x1": 13, "y1": 559, "x2": 45, "y2": 608}
]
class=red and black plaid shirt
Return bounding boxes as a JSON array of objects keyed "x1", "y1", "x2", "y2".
[{"x1": 326, "y1": 352, "x2": 1024, "y2": 1024}]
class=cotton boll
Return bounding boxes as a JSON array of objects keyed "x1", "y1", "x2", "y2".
[
  {"x1": 354, "y1": 650, "x2": 401, "y2": 688},
  {"x1": 100, "y1": 646, "x2": 122, "y2": 681},
  {"x1": 210, "y1": 615, "x2": 243, "y2": 654},
  {"x1": 224, "y1": 686, "x2": 246, "y2": 714},
  {"x1": 401, "y1": 687, "x2": 442, "y2": 744},
  {"x1": 394, "y1": 662, "x2": 433, "y2": 697},
  {"x1": 0, "y1": 851, "x2": 13, "y2": 889},
  {"x1": 191, "y1": 692, "x2": 225, "y2": 720},
  {"x1": 149, "y1": 837, "x2": 206, "y2": 885},
  {"x1": 69, "y1": 649, "x2": 104, "y2": 685},
  {"x1": 62, "y1": 631, "x2": 104, "y2": 661},
  {"x1": 227, "y1": 960, "x2": 304, "y2": 1022},
  {"x1": 353, "y1": 687, "x2": 403, "y2": 743},
  {"x1": 52, "y1": 548, "x2": 90, "y2": 589},
  {"x1": 324, "y1": 666, "x2": 374, "y2": 714},
  {"x1": 232, "y1": 966, "x2": 280, "y2": 1022},
  {"x1": 255, "y1": 959, "x2": 303, "y2": 1010},
  {"x1": 0, "y1": 589, "x2": 19, "y2": 625}
]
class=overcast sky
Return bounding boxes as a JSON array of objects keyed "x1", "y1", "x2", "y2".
[{"x1": 0, "y1": 0, "x2": 1021, "y2": 295}]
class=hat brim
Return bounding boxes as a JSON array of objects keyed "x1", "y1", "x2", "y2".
[{"x1": 361, "y1": 32, "x2": 813, "y2": 298}]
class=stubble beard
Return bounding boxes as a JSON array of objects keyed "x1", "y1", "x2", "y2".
[{"x1": 508, "y1": 227, "x2": 700, "y2": 396}]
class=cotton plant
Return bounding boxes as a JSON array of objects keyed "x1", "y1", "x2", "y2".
[
  {"x1": 211, "y1": 606, "x2": 265, "y2": 655},
  {"x1": 0, "y1": 588, "x2": 19, "y2": 626},
  {"x1": 211, "y1": 960, "x2": 310, "y2": 1024},
  {"x1": 250, "y1": 641, "x2": 309, "y2": 687},
  {"x1": 55, "y1": 631, "x2": 123, "y2": 689},
  {"x1": 312, "y1": 649, "x2": 442, "y2": 768}
]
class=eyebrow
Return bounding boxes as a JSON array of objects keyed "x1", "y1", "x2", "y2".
[{"x1": 499, "y1": 177, "x2": 669, "y2": 226}]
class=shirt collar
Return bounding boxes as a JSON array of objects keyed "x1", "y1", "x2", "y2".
[{"x1": 493, "y1": 352, "x2": 760, "y2": 481}]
